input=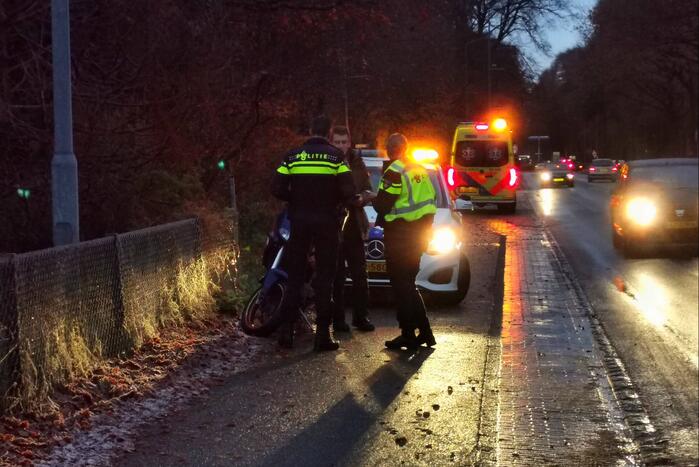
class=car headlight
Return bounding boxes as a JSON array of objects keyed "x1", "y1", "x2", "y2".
[
  {"x1": 428, "y1": 227, "x2": 459, "y2": 255},
  {"x1": 626, "y1": 198, "x2": 657, "y2": 226},
  {"x1": 566, "y1": 173, "x2": 574, "y2": 179},
  {"x1": 540, "y1": 172, "x2": 552, "y2": 182}
]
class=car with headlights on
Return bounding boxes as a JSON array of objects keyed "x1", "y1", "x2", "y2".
[
  {"x1": 588, "y1": 158, "x2": 618, "y2": 182},
  {"x1": 356, "y1": 150, "x2": 471, "y2": 305},
  {"x1": 538, "y1": 162, "x2": 575, "y2": 188},
  {"x1": 611, "y1": 158, "x2": 698, "y2": 257}
]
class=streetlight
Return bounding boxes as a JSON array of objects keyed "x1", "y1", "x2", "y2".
[
  {"x1": 528, "y1": 136, "x2": 550, "y2": 162},
  {"x1": 51, "y1": 0, "x2": 79, "y2": 245},
  {"x1": 342, "y1": 73, "x2": 371, "y2": 132},
  {"x1": 464, "y1": 35, "x2": 497, "y2": 114}
]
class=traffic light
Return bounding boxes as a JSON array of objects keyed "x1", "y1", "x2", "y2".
[
  {"x1": 16, "y1": 188, "x2": 31, "y2": 199},
  {"x1": 217, "y1": 160, "x2": 226, "y2": 170}
]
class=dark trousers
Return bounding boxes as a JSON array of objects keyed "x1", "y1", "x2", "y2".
[
  {"x1": 332, "y1": 226, "x2": 369, "y2": 323},
  {"x1": 384, "y1": 217, "x2": 432, "y2": 331},
  {"x1": 281, "y1": 219, "x2": 340, "y2": 328}
]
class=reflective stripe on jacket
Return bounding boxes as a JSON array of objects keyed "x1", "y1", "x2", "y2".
[
  {"x1": 380, "y1": 159, "x2": 437, "y2": 223},
  {"x1": 271, "y1": 137, "x2": 356, "y2": 224}
]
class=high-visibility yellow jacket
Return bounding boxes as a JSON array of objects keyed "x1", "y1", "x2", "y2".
[{"x1": 374, "y1": 159, "x2": 437, "y2": 223}]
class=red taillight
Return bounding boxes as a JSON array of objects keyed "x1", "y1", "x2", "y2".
[
  {"x1": 508, "y1": 167, "x2": 519, "y2": 187},
  {"x1": 475, "y1": 122, "x2": 489, "y2": 131},
  {"x1": 568, "y1": 163, "x2": 574, "y2": 169},
  {"x1": 612, "y1": 166, "x2": 618, "y2": 172},
  {"x1": 589, "y1": 167, "x2": 596, "y2": 172},
  {"x1": 447, "y1": 167, "x2": 456, "y2": 187}
]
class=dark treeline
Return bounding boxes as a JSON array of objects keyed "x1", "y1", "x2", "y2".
[
  {"x1": 2, "y1": 0, "x2": 565, "y2": 252},
  {"x1": 527, "y1": 0, "x2": 698, "y2": 162}
]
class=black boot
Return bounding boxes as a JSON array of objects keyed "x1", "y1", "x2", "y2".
[
  {"x1": 352, "y1": 315, "x2": 375, "y2": 332},
  {"x1": 416, "y1": 324, "x2": 436, "y2": 347},
  {"x1": 313, "y1": 326, "x2": 340, "y2": 352},
  {"x1": 277, "y1": 320, "x2": 294, "y2": 349},
  {"x1": 385, "y1": 328, "x2": 418, "y2": 350}
]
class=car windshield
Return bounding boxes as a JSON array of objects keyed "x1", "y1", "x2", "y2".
[
  {"x1": 592, "y1": 159, "x2": 614, "y2": 167},
  {"x1": 630, "y1": 165, "x2": 699, "y2": 189},
  {"x1": 454, "y1": 140, "x2": 509, "y2": 167},
  {"x1": 366, "y1": 164, "x2": 449, "y2": 208}
]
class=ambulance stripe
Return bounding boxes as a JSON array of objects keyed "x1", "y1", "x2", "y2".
[{"x1": 460, "y1": 172, "x2": 493, "y2": 196}]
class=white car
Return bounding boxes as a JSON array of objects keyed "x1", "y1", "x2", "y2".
[{"x1": 351, "y1": 154, "x2": 471, "y2": 305}]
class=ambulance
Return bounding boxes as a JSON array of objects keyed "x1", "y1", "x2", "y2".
[{"x1": 447, "y1": 118, "x2": 519, "y2": 213}]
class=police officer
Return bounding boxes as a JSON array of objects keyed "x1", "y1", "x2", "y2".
[
  {"x1": 373, "y1": 133, "x2": 437, "y2": 350},
  {"x1": 330, "y1": 126, "x2": 375, "y2": 333},
  {"x1": 272, "y1": 116, "x2": 358, "y2": 351}
]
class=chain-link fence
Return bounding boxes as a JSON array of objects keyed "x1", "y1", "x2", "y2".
[{"x1": 0, "y1": 216, "x2": 236, "y2": 412}]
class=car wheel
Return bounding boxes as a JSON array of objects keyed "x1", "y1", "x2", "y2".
[
  {"x1": 431, "y1": 255, "x2": 471, "y2": 306},
  {"x1": 497, "y1": 202, "x2": 516, "y2": 214},
  {"x1": 568, "y1": 181, "x2": 575, "y2": 187}
]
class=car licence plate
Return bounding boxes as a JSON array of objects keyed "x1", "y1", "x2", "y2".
[
  {"x1": 666, "y1": 220, "x2": 698, "y2": 229},
  {"x1": 366, "y1": 261, "x2": 386, "y2": 273},
  {"x1": 553, "y1": 178, "x2": 565, "y2": 182}
]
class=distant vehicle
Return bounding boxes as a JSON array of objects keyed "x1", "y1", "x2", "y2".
[
  {"x1": 516, "y1": 154, "x2": 534, "y2": 171},
  {"x1": 588, "y1": 158, "x2": 618, "y2": 182},
  {"x1": 448, "y1": 117, "x2": 519, "y2": 213},
  {"x1": 539, "y1": 162, "x2": 575, "y2": 188},
  {"x1": 355, "y1": 147, "x2": 387, "y2": 159},
  {"x1": 360, "y1": 150, "x2": 471, "y2": 305},
  {"x1": 560, "y1": 158, "x2": 576, "y2": 171},
  {"x1": 611, "y1": 158, "x2": 698, "y2": 257}
]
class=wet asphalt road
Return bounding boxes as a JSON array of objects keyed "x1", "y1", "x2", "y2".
[
  {"x1": 521, "y1": 171, "x2": 699, "y2": 462},
  {"x1": 111, "y1": 174, "x2": 698, "y2": 466},
  {"x1": 116, "y1": 225, "x2": 503, "y2": 466}
]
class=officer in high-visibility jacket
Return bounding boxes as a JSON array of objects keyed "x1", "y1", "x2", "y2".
[
  {"x1": 373, "y1": 133, "x2": 438, "y2": 350},
  {"x1": 272, "y1": 115, "x2": 358, "y2": 351}
]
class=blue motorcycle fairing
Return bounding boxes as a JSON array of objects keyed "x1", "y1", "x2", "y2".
[
  {"x1": 262, "y1": 268, "x2": 288, "y2": 291},
  {"x1": 368, "y1": 226, "x2": 384, "y2": 241}
]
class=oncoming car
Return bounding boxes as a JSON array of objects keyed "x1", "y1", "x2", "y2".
[
  {"x1": 538, "y1": 162, "x2": 575, "y2": 188},
  {"x1": 448, "y1": 118, "x2": 519, "y2": 213},
  {"x1": 353, "y1": 150, "x2": 471, "y2": 305},
  {"x1": 611, "y1": 158, "x2": 698, "y2": 257}
]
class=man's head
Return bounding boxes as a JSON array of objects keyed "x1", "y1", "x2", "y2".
[
  {"x1": 386, "y1": 133, "x2": 408, "y2": 161},
  {"x1": 311, "y1": 115, "x2": 332, "y2": 139},
  {"x1": 330, "y1": 126, "x2": 351, "y2": 155}
]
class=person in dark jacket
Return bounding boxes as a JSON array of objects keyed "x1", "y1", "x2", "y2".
[
  {"x1": 271, "y1": 116, "x2": 359, "y2": 351},
  {"x1": 330, "y1": 126, "x2": 375, "y2": 333}
]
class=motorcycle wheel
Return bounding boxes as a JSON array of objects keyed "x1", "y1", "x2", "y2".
[{"x1": 240, "y1": 283, "x2": 286, "y2": 336}]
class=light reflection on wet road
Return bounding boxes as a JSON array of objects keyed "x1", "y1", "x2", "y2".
[{"x1": 521, "y1": 172, "x2": 699, "y2": 461}]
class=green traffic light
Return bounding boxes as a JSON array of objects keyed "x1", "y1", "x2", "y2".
[
  {"x1": 217, "y1": 160, "x2": 226, "y2": 170},
  {"x1": 16, "y1": 188, "x2": 30, "y2": 199}
]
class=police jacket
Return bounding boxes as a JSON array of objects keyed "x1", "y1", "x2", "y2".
[
  {"x1": 272, "y1": 137, "x2": 356, "y2": 224},
  {"x1": 374, "y1": 158, "x2": 437, "y2": 226}
]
